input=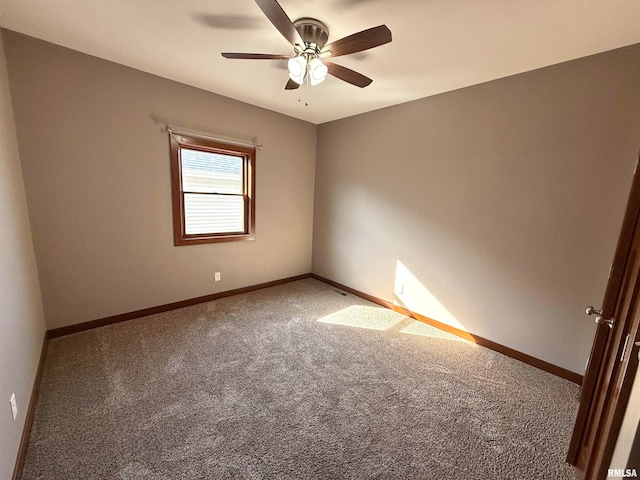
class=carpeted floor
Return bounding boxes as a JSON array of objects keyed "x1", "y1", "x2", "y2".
[{"x1": 22, "y1": 279, "x2": 579, "y2": 479}]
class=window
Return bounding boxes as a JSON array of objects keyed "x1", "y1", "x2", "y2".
[{"x1": 169, "y1": 133, "x2": 255, "y2": 245}]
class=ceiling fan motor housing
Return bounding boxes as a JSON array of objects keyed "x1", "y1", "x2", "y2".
[{"x1": 294, "y1": 18, "x2": 329, "y2": 52}]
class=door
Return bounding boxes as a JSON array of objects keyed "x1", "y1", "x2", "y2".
[{"x1": 568, "y1": 155, "x2": 640, "y2": 480}]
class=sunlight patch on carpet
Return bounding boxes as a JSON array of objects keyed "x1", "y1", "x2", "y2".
[{"x1": 317, "y1": 305, "x2": 405, "y2": 331}]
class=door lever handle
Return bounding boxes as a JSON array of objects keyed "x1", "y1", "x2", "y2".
[
  {"x1": 585, "y1": 305, "x2": 614, "y2": 329},
  {"x1": 586, "y1": 306, "x2": 602, "y2": 316}
]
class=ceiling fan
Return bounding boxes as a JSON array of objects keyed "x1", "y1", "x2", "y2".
[{"x1": 221, "y1": 0, "x2": 392, "y2": 89}]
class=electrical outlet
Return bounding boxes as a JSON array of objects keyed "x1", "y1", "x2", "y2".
[
  {"x1": 214, "y1": 272, "x2": 221, "y2": 282},
  {"x1": 395, "y1": 285, "x2": 404, "y2": 295},
  {"x1": 9, "y1": 393, "x2": 17, "y2": 421}
]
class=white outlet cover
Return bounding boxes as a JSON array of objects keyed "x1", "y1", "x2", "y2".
[
  {"x1": 9, "y1": 393, "x2": 17, "y2": 421},
  {"x1": 215, "y1": 272, "x2": 221, "y2": 282}
]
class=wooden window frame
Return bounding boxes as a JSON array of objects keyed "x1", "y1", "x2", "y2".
[{"x1": 169, "y1": 133, "x2": 255, "y2": 246}]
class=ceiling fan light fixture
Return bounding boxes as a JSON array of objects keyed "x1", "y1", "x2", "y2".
[
  {"x1": 288, "y1": 55, "x2": 306, "y2": 84},
  {"x1": 309, "y1": 75, "x2": 325, "y2": 86},
  {"x1": 288, "y1": 71, "x2": 305, "y2": 85},
  {"x1": 309, "y1": 57, "x2": 328, "y2": 86}
]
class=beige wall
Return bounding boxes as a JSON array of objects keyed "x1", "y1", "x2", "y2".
[
  {"x1": 0, "y1": 33, "x2": 46, "y2": 479},
  {"x1": 3, "y1": 30, "x2": 316, "y2": 330},
  {"x1": 2, "y1": 26, "x2": 639, "y2": 374},
  {"x1": 313, "y1": 44, "x2": 640, "y2": 374}
]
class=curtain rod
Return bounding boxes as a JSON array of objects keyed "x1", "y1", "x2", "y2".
[{"x1": 164, "y1": 125, "x2": 263, "y2": 150}]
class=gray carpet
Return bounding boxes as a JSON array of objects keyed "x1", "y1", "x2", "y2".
[{"x1": 22, "y1": 279, "x2": 578, "y2": 479}]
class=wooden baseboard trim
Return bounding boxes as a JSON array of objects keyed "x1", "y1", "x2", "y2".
[
  {"x1": 12, "y1": 334, "x2": 48, "y2": 480},
  {"x1": 45, "y1": 271, "x2": 582, "y2": 384},
  {"x1": 310, "y1": 273, "x2": 583, "y2": 385},
  {"x1": 47, "y1": 273, "x2": 312, "y2": 339}
]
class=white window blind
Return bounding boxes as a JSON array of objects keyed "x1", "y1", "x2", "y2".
[
  {"x1": 183, "y1": 194, "x2": 244, "y2": 234},
  {"x1": 180, "y1": 148, "x2": 245, "y2": 235}
]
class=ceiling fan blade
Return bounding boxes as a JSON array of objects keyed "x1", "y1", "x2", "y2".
[
  {"x1": 254, "y1": 0, "x2": 304, "y2": 47},
  {"x1": 325, "y1": 62, "x2": 372, "y2": 88},
  {"x1": 222, "y1": 53, "x2": 291, "y2": 60},
  {"x1": 322, "y1": 25, "x2": 391, "y2": 57},
  {"x1": 285, "y1": 78, "x2": 300, "y2": 90}
]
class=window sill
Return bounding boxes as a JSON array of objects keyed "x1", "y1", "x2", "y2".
[{"x1": 174, "y1": 233, "x2": 255, "y2": 246}]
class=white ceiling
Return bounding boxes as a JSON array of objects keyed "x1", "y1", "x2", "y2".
[{"x1": 1, "y1": 0, "x2": 639, "y2": 124}]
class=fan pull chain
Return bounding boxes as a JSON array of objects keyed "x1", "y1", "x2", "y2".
[
  {"x1": 303, "y1": 68, "x2": 310, "y2": 107},
  {"x1": 297, "y1": 71, "x2": 310, "y2": 107}
]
